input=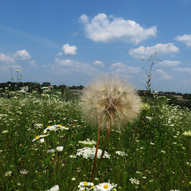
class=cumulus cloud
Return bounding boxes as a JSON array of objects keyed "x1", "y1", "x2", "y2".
[
  {"x1": 110, "y1": 62, "x2": 123, "y2": 67},
  {"x1": 0, "y1": 53, "x2": 15, "y2": 63},
  {"x1": 79, "y1": 13, "x2": 157, "y2": 44},
  {"x1": 173, "y1": 67, "x2": 191, "y2": 73},
  {"x1": 62, "y1": 43, "x2": 77, "y2": 55},
  {"x1": 93, "y1": 61, "x2": 104, "y2": 67},
  {"x1": 56, "y1": 52, "x2": 63, "y2": 56},
  {"x1": 158, "y1": 60, "x2": 181, "y2": 67},
  {"x1": 156, "y1": 69, "x2": 172, "y2": 80},
  {"x1": 51, "y1": 58, "x2": 98, "y2": 75},
  {"x1": 12, "y1": 50, "x2": 31, "y2": 60},
  {"x1": 129, "y1": 43, "x2": 179, "y2": 59},
  {"x1": 29, "y1": 60, "x2": 38, "y2": 68},
  {"x1": 79, "y1": 14, "x2": 89, "y2": 24},
  {"x1": 110, "y1": 62, "x2": 141, "y2": 74},
  {"x1": 53, "y1": 58, "x2": 74, "y2": 67},
  {"x1": 174, "y1": 34, "x2": 191, "y2": 47}
]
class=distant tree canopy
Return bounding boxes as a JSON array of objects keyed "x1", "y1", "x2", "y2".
[
  {"x1": 0, "y1": 81, "x2": 85, "y2": 92},
  {"x1": 41, "y1": 82, "x2": 51, "y2": 86}
]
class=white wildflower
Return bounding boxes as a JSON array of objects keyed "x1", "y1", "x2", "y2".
[
  {"x1": 76, "y1": 147, "x2": 110, "y2": 159},
  {"x1": 56, "y1": 146, "x2": 64, "y2": 152},
  {"x1": 115, "y1": 151, "x2": 128, "y2": 157}
]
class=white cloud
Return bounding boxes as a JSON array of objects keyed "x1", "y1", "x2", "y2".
[
  {"x1": 62, "y1": 43, "x2": 77, "y2": 55},
  {"x1": 51, "y1": 58, "x2": 98, "y2": 75},
  {"x1": 0, "y1": 53, "x2": 15, "y2": 63},
  {"x1": 156, "y1": 69, "x2": 172, "y2": 80},
  {"x1": 173, "y1": 67, "x2": 191, "y2": 73},
  {"x1": 129, "y1": 43, "x2": 179, "y2": 59},
  {"x1": 158, "y1": 60, "x2": 181, "y2": 67},
  {"x1": 111, "y1": 62, "x2": 123, "y2": 67},
  {"x1": 175, "y1": 34, "x2": 191, "y2": 47},
  {"x1": 110, "y1": 62, "x2": 141, "y2": 74},
  {"x1": 54, "y1": 58, "x2": 74, "y2": 67},
  {"x1": 93, "y1": 61, "x2": 104, "y2": 67},
  {"x1": 29, "y1": 60, "x2": 38, "y2": 68},
  {"x1": 79, "y1": 14, "x2": 89, "y2": 24},
  {"x1": 79, "y1": 13, "x2": 157, "y2": 44},
  {"x1": 12, "y1": 50, "x2": 31, "y2": 60},
  {"x1": 56, "y1": 52, "x2": 63, "y2": 56}
]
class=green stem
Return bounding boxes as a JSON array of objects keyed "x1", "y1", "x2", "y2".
[
  {"x1": 89, "y1": 159, "x2": 92, "y2": 181},
  {"x1": 90, "y1": 128, "x2": 101, "y2": 182}
]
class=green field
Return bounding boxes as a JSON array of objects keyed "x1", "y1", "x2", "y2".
[{"x1": 0, "y1": 90, "x2": 191, "y2": 191}]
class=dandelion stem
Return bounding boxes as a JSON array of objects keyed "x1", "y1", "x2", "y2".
[{"x1": 91, "y1": 128, "x2": 101, "y2": 182}]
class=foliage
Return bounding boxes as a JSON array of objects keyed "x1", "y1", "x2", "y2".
[{"x1": 0, "y1": 91, "x2": 191, "y2": 190}]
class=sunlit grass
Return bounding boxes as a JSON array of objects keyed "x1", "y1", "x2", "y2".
[{"x1": 0, "y1": 91, "x2": 191, "y2": 190}]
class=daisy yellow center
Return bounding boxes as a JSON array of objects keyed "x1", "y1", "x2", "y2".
[
  {"x1": 46, "y1": 125, "x2": 51, "y2": 128},
  {"x1": 83, "y1": 182, "x2": 88, "y2": 186},
  {"x1": 35, "y1": 136, "x2": 39, "y2": 139},
  {"x1": 104, "y1": 184, "x2": 109, "y2": 189},
  {"x1": 57, "y1": 124, "x2": 62, "y2": 126}
]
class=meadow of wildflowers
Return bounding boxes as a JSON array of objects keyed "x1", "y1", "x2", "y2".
[{"x1": 0, "y1": 79, "x2": 191, "y2": 190}]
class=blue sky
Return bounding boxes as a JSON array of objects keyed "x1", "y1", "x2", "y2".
[{"x1": 0, "y1": 0, "x2": 191, "y2": 93}]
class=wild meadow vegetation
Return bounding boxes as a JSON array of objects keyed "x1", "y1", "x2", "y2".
[{"x1": 0, "y1": 82, "x2": 191, "y2": 191}]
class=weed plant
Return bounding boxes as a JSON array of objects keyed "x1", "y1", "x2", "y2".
[{"x1": 0, "y1": 91, "x2": 191, "y2": 190}]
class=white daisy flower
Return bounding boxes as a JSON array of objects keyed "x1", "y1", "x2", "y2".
[
  {"x1": 95, "y1": 182, "x2": 116, "y2": 191},
  {"x1": 32, "y1": 134, "x2": 49, "y2": 142}
]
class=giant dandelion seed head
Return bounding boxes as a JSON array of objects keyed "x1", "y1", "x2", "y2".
[{"x1": 80, "y1": 74, "x2": 142, "y2": 131}]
